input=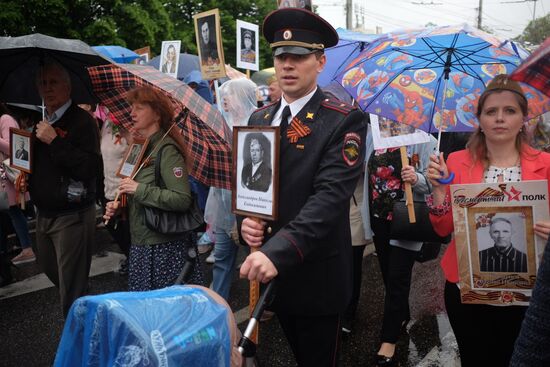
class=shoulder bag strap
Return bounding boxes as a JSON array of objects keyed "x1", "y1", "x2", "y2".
[{"x1": 154, "y1": 144, "x2": 178, "y2": 188}]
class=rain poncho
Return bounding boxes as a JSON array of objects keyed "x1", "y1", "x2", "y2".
[
  {"x1": 55, "y1": 285, "x2": 242, "y2": 367},
  {"x1": 204, "y1": 78, "x2": 258, "y2": 234}
]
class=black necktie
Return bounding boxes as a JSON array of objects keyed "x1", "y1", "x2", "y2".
[{"x1": 280, "y1": 105, "x2": 291, "y2": 137}]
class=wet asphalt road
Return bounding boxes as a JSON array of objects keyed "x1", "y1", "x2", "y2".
[{"x1": 0, "y1": 227, "x2": 460, "y2": 367}]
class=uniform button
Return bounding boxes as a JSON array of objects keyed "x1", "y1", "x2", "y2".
[{"x1": 267, "y1": 227, "x2": 272, "y2": 234}]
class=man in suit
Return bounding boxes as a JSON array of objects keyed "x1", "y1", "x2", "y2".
[
  {"x1": 479, "y1": 217, "x2": 528, "y2": 273},
  {"x1": 161, "y1": 44, "x2": 177, "y2": 74},
  {"x1": 241, "y1": 138, "x2": 271, "y2": 192},
  {"x1": 238, "y1": 8, "x2": 366, "y2": 366},
  {"x1": 31, "y1": 61, "x2": 101, "y2": 317},
  {"x1": 14, "y1": 138, "x2": 28, "y2": 161}
]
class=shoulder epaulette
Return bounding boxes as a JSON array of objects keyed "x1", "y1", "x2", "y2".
[
  {"x1": 253, "y1": 101, "x2": 278, "y2": 113},
  {"x1": 320, "y1": 98, "x2": 357, "y2": 115}
]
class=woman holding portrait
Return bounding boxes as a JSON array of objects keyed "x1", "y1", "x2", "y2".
[
  {"x1": 427, "y1": 74, "x2": 550, "y2": 366},
  {"x1": 362, "y1": 123, "x2": 437, "y2": 365},
  {"x1": 103, "y1": 86, "x2": 203, "y2": 291},
  {"x1": 0, "y1": 103, "x2": 34, "y2": 264}
]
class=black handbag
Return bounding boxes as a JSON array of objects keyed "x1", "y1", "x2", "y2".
[
  {"x1": 389, "y1": 200, "x2": 451, "y2": 244},
  {"x1": 144, "y1": 144, "x2": 204, "y2": 234}
]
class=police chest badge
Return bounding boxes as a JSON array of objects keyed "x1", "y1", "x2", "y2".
[
  {"x1": 343, "y1": 133, "x2": 361, "y2": 166},
  {"x1": 173, "y1": 167, "x2": 184, "y2": 178}
]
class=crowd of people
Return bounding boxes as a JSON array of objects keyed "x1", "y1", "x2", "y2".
[{"x1": 1, "y1": 6, "x2": 550, "y2": 367}]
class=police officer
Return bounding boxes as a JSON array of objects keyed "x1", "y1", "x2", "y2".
[{"x1": 238, "y1": 8, "x2": 367, "y2": 367}]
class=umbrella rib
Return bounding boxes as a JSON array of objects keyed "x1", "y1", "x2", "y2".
[{"x1": 331, "y1": 43, "x2": 366, "y2": 83}]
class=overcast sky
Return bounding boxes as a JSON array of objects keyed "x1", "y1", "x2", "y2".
[{"x1": 316, "y1": 0, "x2": 549, "y2": 41}]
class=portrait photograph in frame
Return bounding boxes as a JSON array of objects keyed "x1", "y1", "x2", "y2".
[
  {"x1": 159, "y1": 41, "x2": 181, "y2": 78},
  {"x1": 193, "y1": 9, "x2": 226, "y2": 80},
  {"x1": 117, "y1": 138, "x2": 149, "y2": 178},
  {"x1": 236, "y1": 20, "x2": 259, "y2": 71},
  {"x1": 134, "y1": 46, "x2": 150, "y2": 65},
  {"x1": 232, "y1": 126, "x2": 279, "y2": 221},
  {"x1": 370, "y1": 114, "x2": 431, "y2": 150},
  {"x1": 467, "y1": 206, "x2": 536, "y2": 289},
  {"x1": 277, "y1": 0, "x2": 312, "y2": 9},
  {"x1": 451, "y1": 180, "x2": 550, "y2": 305},
  {"x1": 10, "y1": 128, "x2": 32, "y2": 173}
]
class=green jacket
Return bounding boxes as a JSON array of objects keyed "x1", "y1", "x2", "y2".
[{"x1": 128, "y1": 130, "x2": 191, "y2": 245}]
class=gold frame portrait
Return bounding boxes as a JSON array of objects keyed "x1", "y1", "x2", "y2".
[
  {"x1": 193, "y1": 9, "x2": 226, "y2": 80},
  {"x1": 9, "y1": 128, "x2": 32, "y2": 174},
  {"x1": 467, "y1": 206, "x2": 536, "y2": 291}
]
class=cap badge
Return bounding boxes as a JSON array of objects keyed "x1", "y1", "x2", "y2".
[{"x1": 283, "y1": 29, "x2": 293, "y2": 40}]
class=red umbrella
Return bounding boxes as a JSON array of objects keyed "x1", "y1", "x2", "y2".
[
  {"x1": 87, "y1": 63, "x2": 232, "y2": 190},
  {"x1": 511, "y1": 37, "x2": 550, "y2": 97}
]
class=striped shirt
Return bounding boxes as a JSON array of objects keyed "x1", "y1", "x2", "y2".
[{"x1": 479, "y1": 245, "x2": 528, "y2": 273}]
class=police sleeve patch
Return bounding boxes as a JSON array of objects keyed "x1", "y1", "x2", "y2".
[{"x1": 342, "y1": 132, "x2": 361, "y2": 166}]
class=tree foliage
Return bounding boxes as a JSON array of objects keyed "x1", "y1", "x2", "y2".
[
  {"x1": 516, "y1": 14, "x2": 550, "y2": 46},
  {"x1": 0, "y1": 0, "x2": 277, "y2": 71}
]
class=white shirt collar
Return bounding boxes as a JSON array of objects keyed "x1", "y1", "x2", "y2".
[
  {"x1": 251, "y1": 161, "x2": 262, "y2": 175},
  {"x1": 271, "y1": 87, "x2": 317, "y2": 127},
  {"x1": 46, "y1": 99, "x2": 72, "y2": 124}
]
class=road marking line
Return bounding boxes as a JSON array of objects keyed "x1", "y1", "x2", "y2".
[{"x1": 0, "y1": 252, "x2": 125, "y2": 300}]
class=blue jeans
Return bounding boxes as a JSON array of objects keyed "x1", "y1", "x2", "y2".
[
  {"x1": 211, "y1": 230, "x2": 238, "y2": 301},
  {"x1": 1, "y1": 206, "x2": 32, "y2": 251}
]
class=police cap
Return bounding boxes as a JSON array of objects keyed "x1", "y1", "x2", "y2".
[{"x1": 263, "y1": 8, "x2": 338, "y2": 56}]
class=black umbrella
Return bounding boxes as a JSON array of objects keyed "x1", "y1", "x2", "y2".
[{"x1": 0, "y1": 33, "x2": 111, "y2": 105}]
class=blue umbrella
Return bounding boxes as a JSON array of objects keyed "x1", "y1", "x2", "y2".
[
  {"x1": 148, "y1": 53, "x2": 200, "y2": 81},
  {"x1": 335, "y1": 24, "x2": 550, "y2": 148},
  {"x1": 92, "y1": 45, "x2": 139, "y2": 63},
  {"x1": 318, "y1": 28, "x2": 376, "y2": 87}
]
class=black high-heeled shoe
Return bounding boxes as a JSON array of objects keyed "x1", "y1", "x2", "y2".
[{"x1": 376, "y1": 354, "x2": 396, "y2": 366}]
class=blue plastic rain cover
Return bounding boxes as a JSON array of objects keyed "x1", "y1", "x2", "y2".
[{"x1": 55, "y1": 286, "x2": 231, "y2": 367}]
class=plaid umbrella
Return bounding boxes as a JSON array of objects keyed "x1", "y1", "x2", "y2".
[
  {"x1": 511, "y1": 37, "x2": 550, "y2": 97},
  {"x1": 87, "y1": 63, "x2": 232, "y2": 190}
]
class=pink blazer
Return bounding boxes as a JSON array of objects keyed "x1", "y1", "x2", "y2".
[{"x1": 430, "y1": 144, "x2": 550, "y2": 283}]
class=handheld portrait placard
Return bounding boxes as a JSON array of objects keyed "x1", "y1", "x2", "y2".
[
  {"x1": 193, "y1": 9, "x2": 226, "y2": 80},
  {"x1": 277, "y1": 0, "x2": 312, "y2": 9},
  {"x1": 117, "y1": 138, "x2": 149, "y2": 178},
  {"x1": 370, "y1": 114, "x2": 431, "y2": 150},
  {"x1": 10, "y1": 128, "x2": 32, "y2": 173},
  {"x1": 236, "y1": 20, "x2": 259, "y2": 72},
  {"x1": 134, "y1": 46, "x2": 150, "y2": 65},
  {"x1": 451, "y1": 180, "x2": 550, "y2": 305},
  {"x1": 232, "y1": 126, "x2": 279, "y2": 221},
  {"x1": 159, "y1": 41, "x2": 181, "y2": 78}
]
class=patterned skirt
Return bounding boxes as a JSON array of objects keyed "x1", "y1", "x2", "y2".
[{"x1": 128, "y1": 231, "x2": 204, "y2": 291}]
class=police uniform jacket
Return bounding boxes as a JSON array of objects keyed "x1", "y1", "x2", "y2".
[{"x1": 239, "y1": 88, "x2": 366, "y2": 315}]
